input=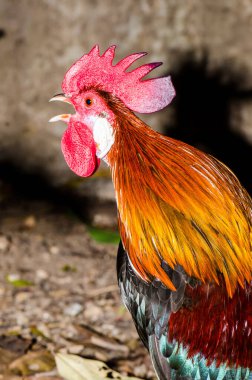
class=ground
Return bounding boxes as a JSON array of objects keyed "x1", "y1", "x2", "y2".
[{"x1": 0, "y1": 180, "x2": 155, "y2": 380}]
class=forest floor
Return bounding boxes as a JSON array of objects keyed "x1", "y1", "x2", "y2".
[{"x1": 0, "y1": 179, "x2": 155, "y2": 380}]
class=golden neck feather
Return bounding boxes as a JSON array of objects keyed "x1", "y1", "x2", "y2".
[{"x1": 107, "y1": 101, "x2": 252, "y2": 297}]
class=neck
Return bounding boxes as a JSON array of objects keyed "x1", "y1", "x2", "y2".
[
  {"x1": 106, "y1": 99, "x2": 252, "y2": 296},
  {"x1": 107, "y1": 111, "x2": 192, "y2": 289}
]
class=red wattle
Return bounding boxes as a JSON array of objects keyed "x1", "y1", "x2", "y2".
[{"x1": 61, "y1": 119, "x2": 100, "y2": 177}]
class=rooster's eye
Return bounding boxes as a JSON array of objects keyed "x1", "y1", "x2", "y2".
[{"x1": 85, "y1": 98, "x2": 93, "y2": 107}]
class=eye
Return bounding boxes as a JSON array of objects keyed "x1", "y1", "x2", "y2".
[{"x1": 85, "y1": 98, "x2": 93, "y2": 107}]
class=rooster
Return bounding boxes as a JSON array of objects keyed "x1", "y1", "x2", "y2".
[{"x1": 50, "y1": 45, "x2": 252, "y2": 380}]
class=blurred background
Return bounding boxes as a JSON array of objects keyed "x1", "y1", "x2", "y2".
[{"x1": 0, "y1": 1, "x2": 252, "y2": 379}]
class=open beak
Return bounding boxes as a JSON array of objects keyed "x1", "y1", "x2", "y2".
[{"x1": 49, "y1": 93, "x2": 72, "y2": 123}]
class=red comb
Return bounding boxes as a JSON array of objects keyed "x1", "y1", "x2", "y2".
[{"x1": 62, "y1": 45, "x2": 175, "y2": 114}]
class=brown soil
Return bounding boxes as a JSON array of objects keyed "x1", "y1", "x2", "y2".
[{"x1": 0, "y1": 182, "x2": 155, "y2": 379}]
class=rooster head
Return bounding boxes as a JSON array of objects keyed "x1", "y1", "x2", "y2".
[{"x1": 50, "y1": 45, "x2": 175, "y2": 177}]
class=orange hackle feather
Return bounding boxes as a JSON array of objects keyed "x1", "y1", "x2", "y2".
[{"x1": 106, "y1": 96, "x2": 252, "y2": 297}]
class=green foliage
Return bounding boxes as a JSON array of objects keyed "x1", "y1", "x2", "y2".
[
  {"x1": 62, "y1": 264, "x2": 77, "y2": 272},
  {"x1": 88, "y1": 227, "x2": 120, "y2": 244},
  {"x1": 6, "y1": 275, "x2": 34, "y2": 288}
]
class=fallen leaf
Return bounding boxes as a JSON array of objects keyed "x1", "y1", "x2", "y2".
[
  {"x1": 27, "y1": 370, "x2": 63, "y2": 379},
  {"x1": 55, "y1": 353, "x2": 143, "y2": 380},
  {"x1": 9, "y1": 350, "x2": 55, "y2": 376},
  {"x1": 72, "y1": 324, "x2": 129, "y2": 361},
  {"x1": 0, "y1": 347, "x2": 18, "y2": 374},
  {"x1": 0, "y1": 375, "x2": 62, "y2": 380},
  {"x1": 0, "y1": 335, "x2": 33, "y2": 355}
]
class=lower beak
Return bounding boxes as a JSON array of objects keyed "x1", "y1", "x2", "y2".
[{"x1": 49, "y1": 114, "x2": 71, "y2": 123}]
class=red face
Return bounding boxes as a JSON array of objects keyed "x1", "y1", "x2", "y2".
[{"x1": 49, "y1": 90, "x2": 116, "y2": 177}]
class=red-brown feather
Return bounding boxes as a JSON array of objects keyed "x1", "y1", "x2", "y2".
[{"x1": 168, "y1": 278, "x2": 252, "y2": 368}]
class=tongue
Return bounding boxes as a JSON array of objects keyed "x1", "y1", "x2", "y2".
[{"x1": 61, "y1": 120, "x2": 99, "y2": 177}]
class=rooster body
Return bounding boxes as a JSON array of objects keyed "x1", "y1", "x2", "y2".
[
  {"x1": 50, "y1": 45, "x2": 252, "y2": 379},
  {"x1": 118, "y1": 242, "x2": 252, "y2": 380}
]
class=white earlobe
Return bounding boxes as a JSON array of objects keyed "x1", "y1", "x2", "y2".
[{"x1": 93, "y1": 117, "x2": 115, "y2": 159}]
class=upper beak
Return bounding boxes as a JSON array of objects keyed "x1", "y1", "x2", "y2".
[
  {"x1": 49, "y1": 93, "x2": 72, "y2": 123},
  {"x1": 49, "y1": 93, "x2": 72, "y2": 104}
]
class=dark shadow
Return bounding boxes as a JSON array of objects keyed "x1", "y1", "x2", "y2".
[
  {"x1": 166, "y1": 54, "x2": 252, "y2": 195},
  {"x1": 0, "y1": 28, "x2": 6, "y2": 39},
  {"x1": 0, "y1": 161, "x2": 106, "y2": 226}
]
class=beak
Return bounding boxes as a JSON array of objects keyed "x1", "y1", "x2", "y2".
[
  {"x1": 49, "y1": 114, "x2": 71, "y2": 123},
  {"x1": 49, "y1": 93, "x2": 73, "y2": 123},
  {"x1": 49, "y1": 93, "x2": 72, "y2": 104}
]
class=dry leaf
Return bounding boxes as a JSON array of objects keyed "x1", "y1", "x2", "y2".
[
  {"x1": 9, "y1": 350, "x2": 55, "y2": 376},
  {"x1": 55, "y1": 353, "x2": 143, "y2": 380}
]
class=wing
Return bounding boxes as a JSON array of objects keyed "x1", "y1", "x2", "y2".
[{"x1": 117, "y1": 242, "x2": 252, "y2": 380}]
